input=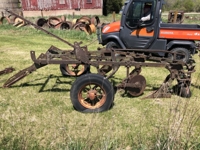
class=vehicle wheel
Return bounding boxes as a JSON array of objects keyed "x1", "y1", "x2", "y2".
[
  {"x1": 168, "y1": 47, "x2": 190, "y2": 63},
  {"x1": 60, "y1": 64, "x2": 90, "y2": 77},
  {"x1": 106, "y1": 41, "x2": 121, "y2": 49},
  {"x1": 70, "y1": 73, "x2": 114, "y2": 113}
]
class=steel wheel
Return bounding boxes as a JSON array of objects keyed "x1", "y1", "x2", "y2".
[
  {"x1": 78, "y1": 84, "x2": 106, "y2": 109},
  {"x1": 60, "y1": 64, "x2": 89, "y2": 77},
  {"x1": 70, "y1": 73, "x2": 114, "y2": 113}
]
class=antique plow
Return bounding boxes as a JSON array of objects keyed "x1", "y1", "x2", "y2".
[{"x1": 3, "y1": 10, "x2": 196, "y2": 113}]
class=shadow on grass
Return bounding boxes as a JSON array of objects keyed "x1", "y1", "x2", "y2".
[
  {"x1": 2, "y1": 72, "x2": 197, "y2": 99},
  {"x1": 0, "y1": 74, "x2": 76, "y2": 93},
  {"x1": 191, "y1": 83, "x2": 200, "y2": 89},
  {"x1": 110, "y1": 77, "x2": 161, "y2": 98}
]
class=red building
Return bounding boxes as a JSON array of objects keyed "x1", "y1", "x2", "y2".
[{"x1": 21, "y1": 0, "x2": 103, "y2": 17}]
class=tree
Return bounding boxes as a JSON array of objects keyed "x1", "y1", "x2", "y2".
[
  {"x1": 183, "y1": 0, "x2": 194, "y2": 12},
  {"x1": 162, "y1": 0, "x2": 197, "y2": 12},
  {"x1": 103, "y1": 0, "x2": 123, "y2": 16},
  {"x1": 103, "y1": 0, "x2": 108, "y2": 16}
]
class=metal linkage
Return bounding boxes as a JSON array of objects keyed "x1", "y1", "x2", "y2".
[
  {"x1": 3, "y1": 10, "x2": 195, "y2": 98},
  {"x1": 3, "y1": 43, "x2": 195, "y2": 98},
  {"x1": 3, "y1": 64, "x2": 46, "y2": 88}
]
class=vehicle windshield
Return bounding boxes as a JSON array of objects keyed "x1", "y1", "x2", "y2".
[{"x1": 125, "y1": 0, "x2": 156, "y2": 28}]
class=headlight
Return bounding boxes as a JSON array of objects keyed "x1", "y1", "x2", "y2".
[{"x1": 102, "y1": 26, "x2": 110, "y2": 33}]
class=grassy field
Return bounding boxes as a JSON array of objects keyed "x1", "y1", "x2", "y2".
[{"x1": 0, "y1": 14, "x2": 200, "y2": 149}]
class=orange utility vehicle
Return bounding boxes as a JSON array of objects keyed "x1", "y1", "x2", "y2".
[{"x1": 98, "y1": 0, "x2": 200, "y2": 62}]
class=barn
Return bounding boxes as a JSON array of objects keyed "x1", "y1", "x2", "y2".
[{"x1": 21, "y1": 0, "x2": 103, "y2": 17}]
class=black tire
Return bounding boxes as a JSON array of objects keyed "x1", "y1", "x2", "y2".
[
  {"x1": 106, "y1": 41, "x2": 121, "y2": 49},
  {"x1": 60, "y1": 64, "x2": 90, "y2": 77},
  {"x1": 70, "y1": 73, "x2": 114, "y2": 113},
  {"x1": 168, "y1": 47, "x2": 190, "y2": 63}
]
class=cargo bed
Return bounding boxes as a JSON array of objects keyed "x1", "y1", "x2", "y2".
[{"x1": 159, "y1": 23, "x2": 200, "y2": 40}]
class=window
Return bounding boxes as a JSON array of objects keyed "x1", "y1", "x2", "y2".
[
  {"x1": 125, "y1": 1, "x2": 155, "y2": 28},
  {"x1": 86, "y1": 0, "x2": 92, "y2": 3},
  {"x1": 59, "y1": 0, "x2": 65, "y2": 4}
]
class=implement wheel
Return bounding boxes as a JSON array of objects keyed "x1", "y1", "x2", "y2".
[
  {"x1": 70, "y1": 73, "x2": 114, "y2": 113},
  {"x1": 60, "y1": 64, "x2": 89, "y2": 77}
]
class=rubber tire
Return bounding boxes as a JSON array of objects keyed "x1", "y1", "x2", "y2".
[
  {"x1": 168, "y1": 47, "x2": 190, "y2": 63},
  {"x1": 60, "y1": 64, "x2": 90, "y2": 77},
  {"x1": 106, "y1": 41, "x2": 121, "y2": 49},
  {"x1": 70, "y1": 73, "x2": 114, "y2": 113}
]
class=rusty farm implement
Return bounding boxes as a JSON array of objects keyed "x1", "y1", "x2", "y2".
[{"x1": 3, "y1": 10, "x2": 196, "y2": 113}]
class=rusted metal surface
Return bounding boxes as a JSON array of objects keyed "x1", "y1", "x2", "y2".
[
  {"x1": 6, "y1": 9, "x2": 75, "y2": 47},
  {"x1": 91, "y1": 16, "x2": 100, "y2": 26},
  {"x1": 73, "y1": 22, "x2": 92, "y2": 35},
  {"x1": 126, "y1": 75, "x2": 146, "y2": 97},
  {"x1": 3, "y1": 10, "x2": 196, "y2": 99},
  {"x1": 21, "y1": 0, "x2": 102, "y2": 11},
  {"x1": 35, "y1": 16, "x2": 97, "y2": 32},
  {"x1": 13, "y1": 17, "x2": 26, "y2": 27},
  {"x1": 3, "y1": 60, "x2": 46, "y2": 88},
  {"x1": 3, "y1": 43, "x2": 195, "y2": 99},
  {"x1": 0, "y1": 15, "x2": 17, "y2": 25},
  {"x1": 60, "y1": 64, "x2": 87, "y2": 76},
  {"x1": 5, "y1": 10, "x2": 99, "y2": 35},
  {"x1": 0, "y1": 67, "x2": 15, "y2": 76},
  {"x1": 78, "y1": 82, "x2": 107, "y2": 109},
  {"x1": 168, "y1": 10, "x2": 184, "y2": 24}
]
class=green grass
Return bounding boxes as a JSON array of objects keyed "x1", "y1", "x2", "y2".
[{"x1": 0, "y1": 14, "x2": 200, "y2": 149}]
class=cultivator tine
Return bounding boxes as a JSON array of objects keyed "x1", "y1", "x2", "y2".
[
  {"x1": 3, "y1": 63, "x2": 46, "y2": 88},
  {"x1": 145, "y1": 75, "x2": 172, "y2": 98}
]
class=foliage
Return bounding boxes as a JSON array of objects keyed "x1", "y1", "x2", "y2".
[
  {"x1": 184, "y1": 0, "x2": 194, "y2": 12},
  {"x1": 164, "y1": 0, "x2": 200, "y2": 12},
  {"x1": 103, "y1": 0, "x2": 123, "y2": 15}
]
